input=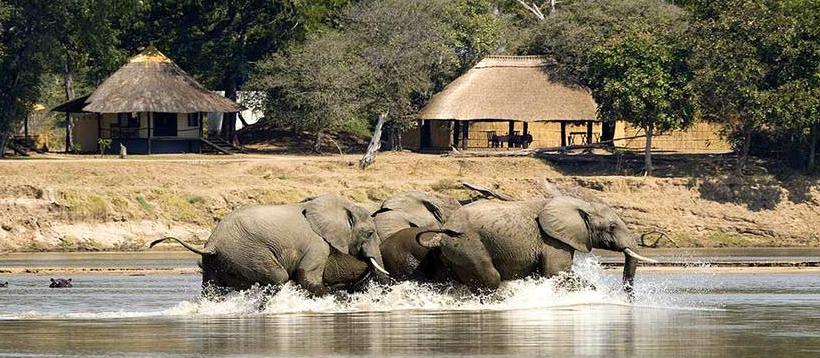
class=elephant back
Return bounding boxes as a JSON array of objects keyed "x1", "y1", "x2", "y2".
[{"x1": 374, "y1": 191, "x2": 457, "y2": 239}]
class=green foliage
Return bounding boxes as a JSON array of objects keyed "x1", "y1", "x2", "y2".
[
  {"x1": 687, "y1": 0, "x2": 820, "y2": 169},
  {"x1": 251, "y1": 0, "x2": 504, "y2": 148},
  {"x1": 586, "y1": 32, "x2": 696, "y2": 134},
  {"x1": 524, "y1": 0, "x2": 693, "y2": 174},
  {"x1": 250, "y1": 31, "x2": 370, "y2": 138},
  {"x1": 0, "y1": 1, "x2": 62, "y2": 143},
  {"x1": 525, "y1": 0, "x2": 687, "y2": 83}
]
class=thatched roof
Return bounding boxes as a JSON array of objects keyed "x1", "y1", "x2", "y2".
[
  {"x1": 418, "y1": 56, "x2": 597, "y2": 122},
  {"x1": 51, "y1": 95, "x2": 91, "y2": 113},
  {"x1": 62, "y1": 46, "x2": 241, "y2": 114}
]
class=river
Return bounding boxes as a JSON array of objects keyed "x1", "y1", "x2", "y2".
[{"x1": 0, "y1": 251, "x2": 818, "y2": 357}]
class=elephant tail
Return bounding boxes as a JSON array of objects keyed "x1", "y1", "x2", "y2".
[{"x1": 149, "y1": 237, "x2": 214, "y2": 256}]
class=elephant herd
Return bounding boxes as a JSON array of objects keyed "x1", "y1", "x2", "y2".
[{"x1": 151, "y1": 187, "x2": 657, "y2": 296}]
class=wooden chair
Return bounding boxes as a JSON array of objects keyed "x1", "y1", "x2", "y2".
[{"x1": 486, "y1": 131, "x2": 498, "y2": 148}]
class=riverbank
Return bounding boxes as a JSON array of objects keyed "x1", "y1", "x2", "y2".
[
  {"x1": 2, "y1": 249, "x2": 820, "y2": 276},
  {"x1": 0, "y1": 152, "x2": 818, "y2": 252}
]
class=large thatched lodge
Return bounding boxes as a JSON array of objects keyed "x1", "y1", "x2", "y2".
[
  {"x1": 403, "y1": 55, "x2": 729, "y2": 153},
  {"x1": 53, "y1": 46, "x2": 242, "y2": 154}
]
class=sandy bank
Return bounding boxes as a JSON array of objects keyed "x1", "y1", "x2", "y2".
[{"x1": 1, "y1": 152, "x2": 818, "y2": 252}]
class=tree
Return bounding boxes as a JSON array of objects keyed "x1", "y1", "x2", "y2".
[
  {"x1": 686, "y1": 0, "x2": 818, "y2": 173},
  {"x1": 586, "y1": 32, "x2": 696, "y2": 175},
  {"x1": 762, "y1": 0, "x2": 820, "y2": 171},
  {"x1": 51, "y1": 0, "x2": 131, "y2": 152},
  {"x1": 523, "y1": 0, "x2": 690, "y2": 175},
  {"x1": 347, "y1": 0, "x2": 502, "y2": 168},
  {"x1": 125, "y1": 0, "x2": 308, "y2": 143},
  {"x1": 525, "y1": 0, "x2": 687, "y2": 84},
  {"x1": 250, "y1": 32, "x2": 371, "y2": 153},
  {"x1": 0, "y1": 1, "x2": 63, "y2": 157}
]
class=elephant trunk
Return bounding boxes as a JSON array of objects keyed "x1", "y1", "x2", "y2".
[
  {"x1": 621, "y1": 248, "x2": 657, "y2": 297},
  {"x1": 622, "y1": 252, "x2": 638, "y2": 296}
]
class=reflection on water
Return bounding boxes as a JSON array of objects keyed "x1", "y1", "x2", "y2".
[{"x1": 0, "y1": 255, "x2": 818, "y2": 357}]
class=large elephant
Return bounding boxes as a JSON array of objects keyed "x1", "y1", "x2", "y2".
[
  {"x1": 150, "y1": 194, "x2": 388, "y2": 295},
  {"x1": 372, "y1": 191, "x2": 459, "y2": 279},
  {"x1": 430, "y1": 195, "x2": 657, "y2": 292}
]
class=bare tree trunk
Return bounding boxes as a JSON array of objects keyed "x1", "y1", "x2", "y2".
[
  {"x1": 644, "y1": 125, "x2": 654, "y2": 176},
  {"x1": 809, "y1": 123, "x2": 818, "y2": 172},
  {"x1": 359, "y1": 113, "x2": 387, "y2": 170},
  {"x1": 64, "y1": 56, "x2": 75, "y2": 153},
  {"x1": 736, "y1": 125, "x2": 752, "y2": 176},
  {"x1": 313, "y1": 131, "x2": 323, "y2": 154},
  {"x1": 221, "y1": 81, "x2": 239, "y2": 145}
]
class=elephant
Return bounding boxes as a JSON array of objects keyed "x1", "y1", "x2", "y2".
[
  {"x1": 380, "y1": 227, "x2": 500, "y2": 292},
  {"x1": 49, "y1": 278, "x2": 72, "y2": 288},
  {"x1": 372, "y1": 191, "x2": 460, "y2": 280},
  {"x1": 150, "y1": 194, "x2": 389, "y2": 295},
  {"x1": 371, "y1": 191, "x2": 459, "y2": 240},
  {"x1": 430, "y1": 195, "x2": 657, "y2": 292}
]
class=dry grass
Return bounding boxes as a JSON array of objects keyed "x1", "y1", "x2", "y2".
[{"x1": 0, "y1": 152, "x2": 817, "y2": 251}]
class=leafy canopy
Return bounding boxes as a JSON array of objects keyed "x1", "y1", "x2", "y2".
[{"x1": 586, "y1": 32, "x2": 696, "y2": 133}]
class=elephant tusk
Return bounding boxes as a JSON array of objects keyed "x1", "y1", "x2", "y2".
[
  {"x1": 624, "y1": 248, "x2": 659, "y2": 264},
  {"x1": 369, "y1": 257, "x2": 390, "y2": 276}
]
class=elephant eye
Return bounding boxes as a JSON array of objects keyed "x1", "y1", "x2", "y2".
[{"x1": 608, "y1": 223, "x2": 617, "y2": 232}]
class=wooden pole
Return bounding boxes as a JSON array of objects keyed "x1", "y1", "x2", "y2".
[
  {"x1": 462, "y1": 122, "x2": 469, "y2": 150},
  {"x1": 24, "y1": 114, "x2": 29, "y2": 143},
  {"x1": 508, "y1": 120, "x2": 514, "y2": 147},
  {"x1": 96, "y1": 113, "x2": 101, "y2": 154},
  {"x1": 560, "y1": 121, "x2": 567, "y2": 147},
  {"x1": 452, "y1": 121, "x2": 461, "y2": 148},
  {"x1": 198, "y1": 112, "x2": 204, "y2": 154},
  {"x1": 147, "y1": 112, "x2": 152, "y2": 155},
  {"x1": 448, "y1": 120, "x2": 455, "y2": 148}
]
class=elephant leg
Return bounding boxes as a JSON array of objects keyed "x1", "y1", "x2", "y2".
[
  {"x1": 539, "y1": 241, "x2": 573, "y2": 278},
  {"x1": 295, "y1": 245, "x2": 330, "y2": 296}
]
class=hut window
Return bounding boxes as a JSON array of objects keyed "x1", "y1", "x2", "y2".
[
  {"x1": 187, "y1": 113, "x2": 200, "y2": 127},
  {"x1": 117, "y1": 113, "x2": 139, "y2": 128}
]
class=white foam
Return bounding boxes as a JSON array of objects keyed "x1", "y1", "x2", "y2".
[{"x1": 0, "y1": 255, "x2": 708, "y2": 320}]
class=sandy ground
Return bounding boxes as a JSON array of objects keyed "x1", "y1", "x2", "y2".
[{"x1": 0, "y1": 151, "x2": 818, "y2": 252}]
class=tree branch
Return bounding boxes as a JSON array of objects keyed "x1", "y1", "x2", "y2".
[{"x1": 516, "y1": 0, "x2": 545, "y2": 21}]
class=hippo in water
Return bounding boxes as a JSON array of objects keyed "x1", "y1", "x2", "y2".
[
  {"x1": 0, "y1": 281, "x2": 7, "y2": 288},
  {"x1": 49, "y1": 278, "x2": 72, "y2": 288}
]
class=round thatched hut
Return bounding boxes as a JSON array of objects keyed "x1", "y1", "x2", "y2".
[{"x1": 53, "y1": 45, "x2": 242, "y2": 154}]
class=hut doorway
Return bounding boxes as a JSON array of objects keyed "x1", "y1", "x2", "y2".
[{"x1": 153, "y1": 112, "x2": 178, "y2": 137}]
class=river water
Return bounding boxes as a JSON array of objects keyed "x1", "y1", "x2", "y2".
[{"x1": 0, "y1": 253, "x2": 818, "y2": 357}]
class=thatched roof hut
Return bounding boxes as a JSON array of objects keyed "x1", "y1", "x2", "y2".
[
  {"x1": 50, "y1": 46, "x2": 243, "y2": 155},
  {"x1": 418, "y1": 56, "x2": 597, "y2": 122},
  {"x1": 76, "y1": 45, "x2": 241, "y2": 113}
]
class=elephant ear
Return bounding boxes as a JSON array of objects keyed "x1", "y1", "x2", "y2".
[
  {"x1": 537, "y1": 196, "x2": 593, "y2": 253},
  {"x1": 302, "y1": 194, "x2": 354, "y2": 254}
]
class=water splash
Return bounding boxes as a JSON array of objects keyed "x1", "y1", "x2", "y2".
[
  {"x1": 163, "y1": 254, "x2": 690, "y2": 317},
  {"x1": 0, "y1": 254, "x2": 700, "y2": 320}
]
